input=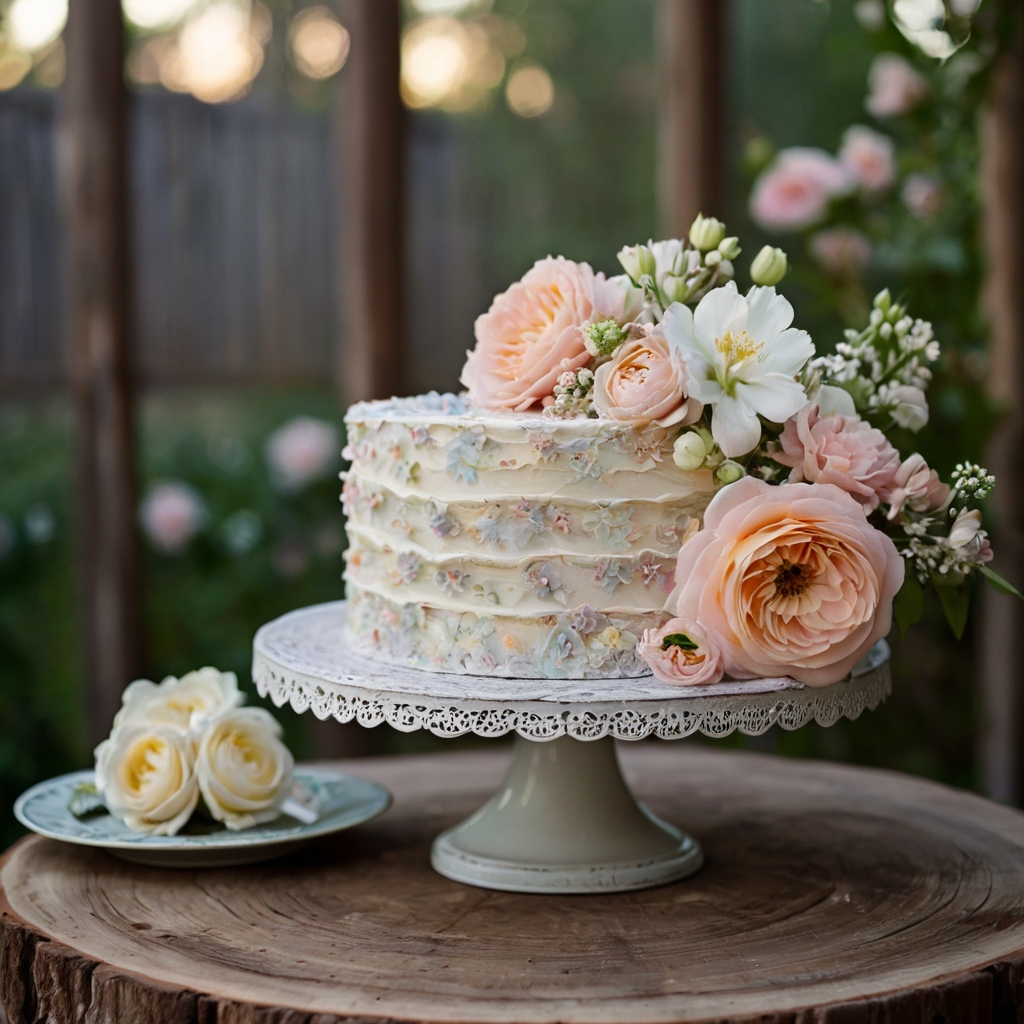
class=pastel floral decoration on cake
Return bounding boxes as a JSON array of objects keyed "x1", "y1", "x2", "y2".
[{"x1": 637, "y1": 618, "x2": 723, "y2": 686}]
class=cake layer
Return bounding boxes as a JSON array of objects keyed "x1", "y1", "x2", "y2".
[{"x1": 346, "y1": 586, "x2": 665, "y2": 679}]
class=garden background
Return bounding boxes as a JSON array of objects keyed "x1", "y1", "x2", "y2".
[{"x1": 0, "y1": 0, "x2": 1013, "y2": 845}]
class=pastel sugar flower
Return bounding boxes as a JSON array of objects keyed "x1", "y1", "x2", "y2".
[
  {"x1": 139, "y1": 481, "x2": 206, "y2": 554},
  {"x1": 113, "y1": 667, "x2": 245, "y2": 737},
  {"x1": 773, "y1": 405, "x2": 901, "y2": 513},
  {"x1": 196, "y1": 707, "x2": 294, "y2": 831},
  {"x1": 266, "y1": 416, "x2": 339, "y2": 492},
  {"x1": 749, "y1": 148, "x2": 852, "y2": 232},
  {"x1": 672, "y1": 477, "x2": 904, "y2": 686},
  {"x1": 638, "y1": 617, "x2": 723, "y2": 686},
  {"x1": 663, "y1": 283, "x2": 813, "y2": 458},
  {"x1": 592, "y1": 323, "x2": 703, "y2": 428},
  {"x1": 884, "y1": 452, "x2": 950, "y2": 519},
  {"x1": 866, "y1": 53, "x2": 928, "y2": 118},
  {"x1": 462, "y1": 257, "x2": 628, "y2": 411},
  {"x1": 809, "y1": 228, "x2": 873, "y2": 277},
  {"x1": 839, "y1": 125, "x2": 896, "y2": 193},
  {"x1": 94, "y1": 724, "x2": 200, "y2": 836}
]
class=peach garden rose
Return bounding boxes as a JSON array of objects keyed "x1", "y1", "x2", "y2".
[
  {"x1": 671, "y1": 477, "x2": 904, "y2": 686},
  {"x1": 592, "y1": 324, "x2": 703, "y2": 428},
  {"x1": 462, "y1": 256, "x2": 629, "y2": 412},
  {"x1": 638, "y1": 617, "x2": 723, "y2": 686}
]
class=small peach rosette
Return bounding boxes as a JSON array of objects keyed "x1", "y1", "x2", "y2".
[{"x1": 637, "y1": 618, "x2": 723, "y2": 686}]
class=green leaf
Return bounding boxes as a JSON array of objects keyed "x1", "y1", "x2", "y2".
[
  {"x1": 932, "y1": 576, "x2": 971, "y2": 640},
  {"x1": 662, "y1": 633, "x2": 699, "y2": 651},
  {"x1": 893, "y1": 574, "x2": 925, "y2": 640},
  {"x1": 979, "y1": 565, "x2": 1024, "y2": 599},
  {"x1": 68, "y1": 782, "x2": 106, "y2": 819}
]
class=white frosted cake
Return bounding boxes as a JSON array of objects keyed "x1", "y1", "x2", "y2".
[{"x1": 342, "y1": 393, "x2": 715, "y2": 678}]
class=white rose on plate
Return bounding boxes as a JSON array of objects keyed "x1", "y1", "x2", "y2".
[
  {"x1": 94, "y1": 725, "x2": 200, "y2": 835},
  {"x1": 113, "y1": 667, "x2": 244, "y2": 738},
  {"x1": 196, "y1": 707, "x2": 294, "y2": 831}
]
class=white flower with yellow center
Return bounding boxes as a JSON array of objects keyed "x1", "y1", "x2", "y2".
[
  {"x1": 94, "y1": 725, "x2": 199, "y2": 836},
  {"x1": 196, "y1": 707, "x2": 294, "y2": 831},
  {"x1": 113, "y1": 667, "x2": 244, "y2": 740},
  {"x1": 663, "y1": 282, "x2": 813, "y2": 458}
]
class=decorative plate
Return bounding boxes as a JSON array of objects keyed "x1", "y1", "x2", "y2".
[{"x1": 14, "y1": 766, "x2": 391, "y2": 868}]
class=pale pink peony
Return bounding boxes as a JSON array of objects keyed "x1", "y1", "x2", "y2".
[
  {"x1": 902, "y1": 173, "x2": 943, "y2": 219},
  {"x1": 809, "y1": 228, "x2": 873, "y2": 276},
  {"x1": 638, "y1": 617, "x2": 723, "y2": 686},
  {"x1": 883, "y1": 452, "x2": 950, "y2": 519},
  {"x1": 462, "y1": 257, "x2": 625, "y2": 411},
  {"x1": 592, "y1": 324, "x2": 702, "y2": 428},
  {"x1": 866, "y1": 53, "x2": 928, "y2": 118},
  {"x1": 839, "y1": 125, "x2": 896, "y2": 192},
  {"x1": 266, "y1": 417, "x2": 339, "y2": 491},
  {"x1": 139, "y1": 482, "x2": 205, "y2": 554},
  {"x1": 672, "y1": 477, "x2": 904, "y2": 687},
  {"x1": 773, "y1": 405, "x2": 901, "y2": 513},
  {"x1": 749, "y1": 149, "x2": 852, "y2": 233}
]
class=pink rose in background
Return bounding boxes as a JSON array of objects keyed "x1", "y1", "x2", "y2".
[
  {"x1": 266, "y1": 416, "x2": 340, "y2": 492},
  {"x1": 839, "y1": 125, "x2": 896, "y2": 192},
  {"x1": 592, "y1": 324, "x2": 702, "y2": 428},
  {"x1": 140, "y1": 482, "x2": 206, "y2": 554},
  {"x1": 462, "y1": 257, "x2": 622, "y2": 411},
  {"x1": 866, "y1": 53, "x2": 928, "y2": 118},
  {"x1": 902, "y1": 173, "x2": 943, "y2": 219},
  {"x1": 774, "y1": 405, "x2": 901, "y2": 513},
  {"x1": 638, "y1": 617, "x2": 723, "y2": 686},
  {"x1": 749, "y1": 149, "x2": 852, "y2": 232},
  {"x1": 673, "y1": 477, "x2": 904, "y2": 687},
  {"x1": 884, "y1": 453, "x2": 950, "y2": 519},
  {"x1": 809, "y1": 228, "x2": 873, "y2": 276}
]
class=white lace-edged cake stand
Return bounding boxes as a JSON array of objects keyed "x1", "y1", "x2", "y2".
[{"x1": 252, "y1": 601, "x2": 891, "y2": 895}]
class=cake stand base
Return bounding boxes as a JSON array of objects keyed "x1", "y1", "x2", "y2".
[{"x1": 430, "y1": 734, "x2": 702, "y2": 894}]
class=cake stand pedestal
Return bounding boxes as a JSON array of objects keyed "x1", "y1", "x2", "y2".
[{"x1": 252, "y1": 601, "x2": 891, "y2": 894}]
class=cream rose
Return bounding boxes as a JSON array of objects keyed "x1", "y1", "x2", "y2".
[
  {"x1": 638, "y1": 617, "x2": 723, "y2": 686},
  {"x1": 196, "y1": 707, "x2": 294, "y2": 831},
  {"x1": 113, "y1": 667, "x2": 244, "y2": 737},
  {"x1": 592, "y1": 324, "x2": 703, "y2": 427},
  {"x1": 672, "y1": 477, "x2": 904, "y2": 686},
  {"x1": 461, "y1": 256, "x2": 626, "y2": 411},
  {"x1": 94, "y1": 725, "x2": 199, "y2": 835}
]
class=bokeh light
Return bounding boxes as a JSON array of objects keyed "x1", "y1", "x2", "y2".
[
  {"x1": 0, "y1": 43, "x2": 31, "y2": 90},
  {"x1": 122, "y1": 0, "x2": 202, "y2": 31},
  {"x1": 401, "y1": 15, "x2": 505, "y2": 111},
  {"x1": 5, "y1": 0, "x2": 66, "y2": 53},
  {"x1": 289, "y1": 6, "x2": 349, "y2": 80},
  {"x1": 410, "y1": 0, "x2": 489, "y2": 15},
  {"x1": 505, "y1": 64, "x2": 553, "y2": 118}
]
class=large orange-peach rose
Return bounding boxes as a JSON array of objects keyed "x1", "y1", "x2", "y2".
[
  {"x1": 592, "y1": 324, "x2": 703, "y2": 427},
  {"x1": 672, "y1": 477, "x2": 904, "y2": 686},
  {"x1": 461, "y1": 257, "x2": 624, "y2": 411}
]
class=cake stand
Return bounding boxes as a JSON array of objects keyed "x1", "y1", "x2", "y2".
[{"x1": 252, "y1": 601, "x2": 891, "y2": 894}]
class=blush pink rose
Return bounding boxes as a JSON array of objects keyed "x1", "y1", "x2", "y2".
[
  {"x1": 902, "y1": 173, "x2": 943, "y2": 219},
  {"x1": 462, "y1": 257, "x2": 624, "y2": 412},
  {"x1": 773, "y1": 405, "x2": 901, "y2": 513},
  {"x1": 638, "y1": 617, "x2": 723, "y2": 686},
  {"x1": 883, "y1": 453, "x2": 950, "y2": 519},
  {"x1": 139, "y1": 482, "x2": 206, "y2": 554},
  {"x1": 749, "y1": 149, "x2": 852, "y2": 233},
  {"x1": 839, "y1": 125, "x2": 896, "y2": 193},
  {"x1": 809, "y1": 228, "x2": 873, "y2": 276},
  {"x1": 866, "y1": 53, "x2": 928, "y2": 119},
  {"x1": 592, "y1": 324, "x2": 702, "y2": 428},
  {"x1": 673, "y1": 477, "x2": 904, "y2": 687}
]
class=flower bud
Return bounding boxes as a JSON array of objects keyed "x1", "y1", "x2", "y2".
[
  {"x1": 689, "y1": 214, "x2": 726, "y2": 251},
  {"x1": 617, "y1": 244, "x2": 656, "y2": 284},
  {"x1": 715, "y1": 460, "x2": 746, "y2": 485},
  {"x1": 750, "y1": 245, "x2": 788, "y2": 286},
  {"x1": 717, "y1": 258, "x2": 735, "y2": 279},
  {"x1": 704, "y1": 249, "x2": 722, "y2": 267},
  {"x1": 673, "y1": 431, "x2": 707, "y2": 472},
  {"x1": 718, "y1": 236, "x2": 741, "y2": 260},
  {"x1": 873, "y1": 288, "x2": 891, "y2": 314},
  {"x1": 661, "y1": 275, "x2": 690, "y2": 304}
]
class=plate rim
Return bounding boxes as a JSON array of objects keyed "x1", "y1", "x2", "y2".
[{"x1": 14, "y1": 765, "x2": 391, "y2": 853}]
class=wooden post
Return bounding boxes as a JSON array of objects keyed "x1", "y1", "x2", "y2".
[
  {"x1": 335, "y1": 0, "x2": 404, "y2": 405},
  {"x1": 657, "y1": 0, "x2": 727, "y2": 238},
  {"x1": 980, "y1": 15, "x2": 1024, "y2": 803},
  {"x1": 63, "y1": 0, "x2": 142, "y2": 744}
]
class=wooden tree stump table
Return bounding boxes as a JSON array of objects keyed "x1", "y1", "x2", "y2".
[{"x1": 4, "y1": 744, "x2": 1024, "y2": 1024}]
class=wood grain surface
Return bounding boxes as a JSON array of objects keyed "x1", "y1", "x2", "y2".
[{"x1": 4, "y1": 744, "x2": 1024, "y2": 1024}]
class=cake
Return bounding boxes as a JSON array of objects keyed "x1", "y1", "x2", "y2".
[{"x1": 342, "y1": 393, "x2": 715, "y2": 677}]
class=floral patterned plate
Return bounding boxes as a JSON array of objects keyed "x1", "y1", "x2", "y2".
[{"x1": 14, "y1": 766, "x2": 391, "y2": 868}]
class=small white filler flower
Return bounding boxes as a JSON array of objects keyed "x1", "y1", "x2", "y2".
[{"x1": 662, "y1": 282, "x2": 813, "y2": 458}]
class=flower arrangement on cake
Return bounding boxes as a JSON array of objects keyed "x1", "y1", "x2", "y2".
[{"x1": 341, "y1": 214, "x2": 1013, "y2": 688}]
